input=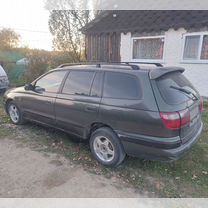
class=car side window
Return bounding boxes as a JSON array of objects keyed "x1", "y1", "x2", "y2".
[
  {"x1": 62, "y1": 71, "x2": 95, "y2": 96},
  {"x1": 103, "y1": 72, "x2": 141, "y2": 99},
  {"x1": 90, "y1": 72, "x2": 103, "y2": 97},
  {"x1": 35, "y1": 71, "x2": 66, "y2": 93}
]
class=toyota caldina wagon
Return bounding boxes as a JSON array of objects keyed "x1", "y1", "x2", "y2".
[{"x1": 3, "y1": 63, "x2": 203, "y2": 167}]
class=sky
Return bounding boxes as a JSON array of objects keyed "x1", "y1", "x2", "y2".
[
  {"x1": 0, "y1": 0, "x2": 53, "y2": 51},
  {"x1": 0, "y1": 0, "x2": 203, "y2": 51}
]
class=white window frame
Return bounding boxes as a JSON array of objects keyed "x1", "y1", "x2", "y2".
[
  {"x1": 181, "y1": 31, "x2": 208, "y2": 64},
  {"x1": 131, "y1": 35, "x2": 165, "y2": 63}
]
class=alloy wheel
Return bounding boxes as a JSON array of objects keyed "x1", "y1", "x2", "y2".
[{"x1": 93, "y1": 136, "x2": 115, "y2": 162}]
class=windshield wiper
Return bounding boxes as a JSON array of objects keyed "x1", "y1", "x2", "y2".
[{"x1": 170, "y1": 86, "x2": 199, "y2": 100}]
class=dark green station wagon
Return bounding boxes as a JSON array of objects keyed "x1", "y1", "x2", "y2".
[{"x1": 3, "y1": 63, "x2": 203, "y2": 167}]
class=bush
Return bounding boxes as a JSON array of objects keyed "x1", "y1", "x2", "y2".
[
  {"x1": 49, "y1": 51, "x2": 75, "y2": 68},
  {"x1": 24, "y1": 50, "x2": 51, "y2": 83},
  {"x1": 0, "y1": 48, "x2": 76, "y2": 84}
]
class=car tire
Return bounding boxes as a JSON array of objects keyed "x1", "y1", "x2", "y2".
[
  {"x1": 7, "y1": 102, "x2": 25, "y2": 125},
  {"x1": 90, "y1": 127, "x2": 126, "y2": 167}
]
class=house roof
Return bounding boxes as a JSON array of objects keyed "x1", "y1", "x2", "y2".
[{"x1": 82, "y1": 10, "x2": 208, "y2": 34}]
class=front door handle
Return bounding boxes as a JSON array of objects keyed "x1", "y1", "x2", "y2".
[{"x1": 85, "y1": 106, "x2": 97, "y2": 112}]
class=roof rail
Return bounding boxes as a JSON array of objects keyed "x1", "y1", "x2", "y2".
[
  {"x1": 58, "y1": 62, "x2": 140, "y2": 70},
  {"x1": 57, "y1": 61, "x2": 162, "y2": 70},
  {"x1": 96, "y1": 62, "x2": 140, "y2": 70},
  {"x1": 95, "y1": 61, "x2": 163, "y2": 69},
  {"x1": 117, "y1": 62, "x2": 163, "y2": 67},
  {"x1": 58, "y1": 62, "x2": 162, "y2": 69}
]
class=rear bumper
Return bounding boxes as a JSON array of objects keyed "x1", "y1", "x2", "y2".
[{"x1": 117, "y1": 121, "x2": 203, "y2": 161}]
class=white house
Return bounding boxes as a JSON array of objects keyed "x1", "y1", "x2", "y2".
[{"x1": 83, "y1": 10, "x2": 208, "y2": 97}]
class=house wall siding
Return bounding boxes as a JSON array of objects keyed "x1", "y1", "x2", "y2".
[
  {"x1": 86, "y1": 33, "x2": 121, "y2": 62},
  {"x1": 120, "y1": 29, "x2": 208, "y2": 97}
]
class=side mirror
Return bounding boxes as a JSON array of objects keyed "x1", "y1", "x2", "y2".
[
  {"x1": 24, "y1": 83, "x2": 34, "y2": 91},
  {"x1": 34, "y1": 86, "x2": 45, "y2": 93}
]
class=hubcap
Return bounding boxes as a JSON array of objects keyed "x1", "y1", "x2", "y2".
[
  {"x1": 93, "y1": 136, "x2": 115, "y2": 162},
  {"x1": 8, "y1": 104, "x2": 20, "y2": 123}
]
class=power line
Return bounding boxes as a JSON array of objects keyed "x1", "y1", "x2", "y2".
[
  {"x1": 21, "y1": 39, "x2": 52, "y2": 42},
  {"x1": 0, "y1": 26, "x2": 50, "y2": 34}
]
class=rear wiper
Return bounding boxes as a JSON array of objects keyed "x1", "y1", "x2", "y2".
[{"x1": 170, "y1": 86, "x2": 199, "y2": 100}]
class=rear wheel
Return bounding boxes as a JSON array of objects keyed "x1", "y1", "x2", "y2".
[
  {"x1": 90, "y1": 127, "x2": 125, "y2": 167},
  {"x1": 7, "y1": 102, "x2": 25, "y2": 125}
]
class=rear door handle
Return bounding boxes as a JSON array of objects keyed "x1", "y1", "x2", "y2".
[
  {"x1": 85, "y1": 106, "x2": 97, "y2": 112},
  {"x1": 46, "y1": 100, "x2": 52, "y2": 104}
]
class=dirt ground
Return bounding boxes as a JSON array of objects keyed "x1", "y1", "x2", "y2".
[
  {"x1": 1, "y1": 95, "x2": 207, "y2": 198},
  {"x1": 0, "y1": 137, "x2": 141, "y2": 198}
]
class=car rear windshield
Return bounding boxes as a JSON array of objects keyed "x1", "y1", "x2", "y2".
[{"x1": 156, "y1": 72, "x2": 197, "y2": 105}]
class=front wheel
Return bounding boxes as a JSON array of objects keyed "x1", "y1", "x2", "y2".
[
  {"x1": 7, "y1": 102, "x2": 25, "y2": 125},
  {"x1": 90, "y1": 127, "x2": 126, "y2": 167}
]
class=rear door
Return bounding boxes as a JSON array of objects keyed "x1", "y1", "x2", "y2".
[
  {"x1": 55, "y1": 70, "x2": 103, "y2": 138},
  {"x1": 154, "y1": 71, "x2": 202, "y2": 143}
]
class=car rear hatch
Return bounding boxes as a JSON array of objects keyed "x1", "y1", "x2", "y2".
[
  {"x1": 150, "y1": 67, "x2": 203, "y2": 144},
  {"x1": 180, "y1": 99, "x2": 202, "y2": 144}
]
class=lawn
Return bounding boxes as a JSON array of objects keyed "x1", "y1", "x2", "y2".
[{"x1": 0, "y1": 95, "x2": 207, "y2": 197}]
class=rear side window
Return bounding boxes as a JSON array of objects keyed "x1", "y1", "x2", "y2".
[
  {"x1": 62, "y1": 71, "x2": 95, "y2": 96},
  {"x1": 156, "y1": 72, "x2": 197, "y2": 105},
  {"x1": 103, "y1": 72, "x2": 141, "y2": 99}
]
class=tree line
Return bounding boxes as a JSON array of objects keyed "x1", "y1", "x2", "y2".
[{"x1": 0, "y1": 5, "x2": 97, "y2": 84}]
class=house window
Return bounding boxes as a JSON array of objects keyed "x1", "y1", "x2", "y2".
[
  {"x1": 182, "y1": 32, "x2": 208, "y2": 62},
  {"x1": 132, "y1": 36, "x2": 164, "y2": 61},
  {"x1": 201, "y1": 35, "x2": 208, "y2": 59},
  {"x1": 183, "y1": 35, "x2": 200, "y2": 60}
]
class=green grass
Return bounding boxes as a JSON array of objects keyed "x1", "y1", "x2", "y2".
[{"x1": 0, "y1": 95, "x2": 207, "y2": 197}]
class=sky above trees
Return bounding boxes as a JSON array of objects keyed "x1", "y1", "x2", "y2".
[{"x1": 0, "y1": 0, "x2": 53, "y2": 50}]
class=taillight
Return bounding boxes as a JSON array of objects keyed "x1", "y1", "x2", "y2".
[
  {"x1": 160, "y1": 109, "x2": 190, "y2": 130},
  {"x1": 160, "y1": 112, "x2": 181, "y2": 130},
  {"x1": 179, "y1": 109, "x2": 191, "y2": 128},
  {"x1": 200, "y1": 99, "x2": 204, "y2": 113}
]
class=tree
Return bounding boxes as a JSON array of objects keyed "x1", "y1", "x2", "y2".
[
  {"x1": 0, "y1": 28, "x2": 20, "y2": 50},
  {"x1": 46, "y1": 0, "x2": 104, "y2": 62},
  {"x1": 48, "y1": 10, "x2": 91, "y2": 62}
]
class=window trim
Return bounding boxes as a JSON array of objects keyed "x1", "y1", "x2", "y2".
[
  {"x1": 131, "y1": 35, "x2": 166, "y2": 63},
  {"x1": 181, "y1": 31, "x2": 208, "y2": 64},
  {"x1": 89, "y1": 71, "x2": 103, "y2": 98}
]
